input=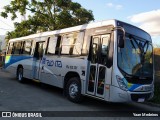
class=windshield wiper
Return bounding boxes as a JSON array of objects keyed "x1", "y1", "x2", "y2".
[
  {"x1": 128, "y1": 35, "x2": 148, "y2": 76},
  {"x1": 129, "y1": 35, "x2": 142, "y2": 52},
  {"x1": 129, "y1": 35, "x2": 145, "y2": 63},
  {"x1": 143, "y1": 41, "x2": 149, "y2": 53},
  {"x1": 130, "y1": 39, "x2": 136, "y2": 49}
]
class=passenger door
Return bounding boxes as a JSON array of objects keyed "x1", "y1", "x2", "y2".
[
  {"x1": 32, "y1": 41, "x2": 45, "y2": 79},
  {"x1": 87, "y1": 34, "x2": 110, "y2": 98}
]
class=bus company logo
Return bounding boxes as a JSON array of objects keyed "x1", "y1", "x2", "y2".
[
  {"x1": 55, "y1": 61, "x2": 62, "y2": 68},
  {"x1": 42, "y1": 58, "x2": 62, "y2": 68},
  {"x1": 47, "y1": 60, "x2": 54, "y2": 66},
  {"x1": 42, "y1": 58, "x2": 54, "y2": 66}
]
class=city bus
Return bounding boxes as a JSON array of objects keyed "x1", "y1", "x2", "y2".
[{"x1": 5, "y1": 19, "x2": 154, "y2": 103}]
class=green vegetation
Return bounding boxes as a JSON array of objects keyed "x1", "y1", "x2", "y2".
[
  {"x1": 154, "y1": 48, "x2": 160, "y2": 83},
  {"x1": 149, "y1": 84, "x2": 160, "y2": 104},
  {"x1": 1, "y1": 0, "x2": 94, "y2": 40},
  {"x1": 149, "y1": 48, "x2": 160, "y2": 104}
]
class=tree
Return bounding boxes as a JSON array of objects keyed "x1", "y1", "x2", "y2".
[{"x1": 1, "y1": 0, "x2": 94, "y2": 39}]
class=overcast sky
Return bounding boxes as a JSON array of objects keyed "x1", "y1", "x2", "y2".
[{"x1": 0, "y1": 0, "x2": 160, "y2": 45}]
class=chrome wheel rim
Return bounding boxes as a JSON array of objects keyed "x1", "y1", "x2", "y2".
[{"x1": 69, "y1": 83, "x2": 78, "y2": 98}]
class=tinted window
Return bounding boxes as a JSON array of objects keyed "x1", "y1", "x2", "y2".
[
  {"x1": 14, "y1": 42, "x2": 22, "y2": 54},
  {"x1": 23, "y1": 40, "x2": 32, "y2": 55},
  {"x1": 55, "y1": 36, "x2": 62, "y2": 55},
  {"x1": 100, "y1": 35, "x2": 110, "y2": 64},
  {"x1": 73, "y1": 32, "x2": 84, "y2": 55},
  {"x1": 46, "y1": 37, "x2": 57, "y2": 55},
  {"x1": 7, "y1": 42, "x2": 13, "y2": 54},
  {"x1": 61, "y1": 33, "x2": 78, "y2": 55}
]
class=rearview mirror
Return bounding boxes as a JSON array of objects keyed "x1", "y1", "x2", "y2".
[
  {"x1": 112, "y1": 26, "x2": 125, "y2": 48},
  {"x1": 118, "y1": 35, "x2": 124, "y2": 48}
]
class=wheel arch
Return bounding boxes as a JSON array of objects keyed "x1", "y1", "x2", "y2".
[{"x1": 63, "y1": 71, "x2": 81, "y2": 94}]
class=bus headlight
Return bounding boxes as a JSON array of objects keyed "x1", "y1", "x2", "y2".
[{"x1": 116, "y1": 75, "x2": 128, "y2": 91}]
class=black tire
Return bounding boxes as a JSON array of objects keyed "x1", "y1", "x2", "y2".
[
  {"x1": 66, "y1": 77, "x2": 83, "y2": 103},
  {"x1": 17, "y1": 67, "x2": 25, "y2": 83}
]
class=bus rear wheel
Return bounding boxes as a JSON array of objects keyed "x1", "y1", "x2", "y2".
[
  {"x1": 17, "y1": 67, "x2": 24, "y2": 83},
  {"x1": 66, "y1": 77, "x2": 83, "y2": 103}
]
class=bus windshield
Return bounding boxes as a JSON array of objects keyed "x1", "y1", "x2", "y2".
[{"x1": 118, "y1": 36, "x2": 153, "y2": 78}]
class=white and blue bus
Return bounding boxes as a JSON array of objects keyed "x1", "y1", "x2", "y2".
[{"x1": 5, "y1": 19, "x2": 154, "y2": 103}]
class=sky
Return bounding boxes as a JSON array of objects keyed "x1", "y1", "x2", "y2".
[{"x1": 0, "y1": 0, "x2": 160, "y2": 46}]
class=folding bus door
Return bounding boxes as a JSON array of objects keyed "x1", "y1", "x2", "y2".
[{"x1": 87, "y1": 34, "x2": 110, "y2": 98}]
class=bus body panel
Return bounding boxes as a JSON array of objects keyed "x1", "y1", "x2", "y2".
[{"x1": 39, "y1": 56, "x2": 87, "y2": 88}]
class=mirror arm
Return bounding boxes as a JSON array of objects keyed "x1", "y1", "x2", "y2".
[{"x1": 112, "y1": 26, "x2": 125, "y2": 40}]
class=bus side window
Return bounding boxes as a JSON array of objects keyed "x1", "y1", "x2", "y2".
[
  {"x1": 61, "y1": 33, "x2": 78, "y2": 55},
  {"x1": 8, "y1": 43, "x2": 13, "y2": 54},
  {"x1": 14, "y1": 42, "x2": 22, "y2": 54},
  {"x1": 55, "y1": 36, "x2": 62, "y2": 55},
  {"x1": 11, "y1": 43, "x2": 15, "y2": 54},
  {"x1": 34, "y1": 42, "x2": 45, "y2": 59},
  {"x1": 7, "y1": 43, "x2": 10, "y2": 54},
  {"x1": 46, "y1": 36, "x2": 57, "y2": 55},
  {"x1": 100, "y1": 36, "x2": 109, "y2": 64},
  {"x1": 72, "y1": 32, "x2": 84, "y2": 55},
  {"x1": 69, "y1": 38, "x2": 76, "y2": 55},
  {"x1": 20, "y1": 41, "x2": 25, "y2": 54},
  {"x1": 92, "y1": 37, "x2": 99, "y2": 63},
  {"x1": 38, "y1": 43, "x2": 44, "y2": 58},
  {"x1": 23, "y1": 40, "x2": 32, "y2": 55},
  {"x1": 61, "y1": 35, "x2": 70, "y2": 55}
]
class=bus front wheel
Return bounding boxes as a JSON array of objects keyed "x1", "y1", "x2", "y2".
[
  {"x1": 66, "y1": 77, "x2": 83, "y2": 103},
  {"x1": 17, "y1": 67, "x2": 24, "y2": 83}
]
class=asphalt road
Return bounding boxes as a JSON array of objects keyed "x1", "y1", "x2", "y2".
[{"x1": 0, "y1": 69, "x2": 160, "y2": 119}]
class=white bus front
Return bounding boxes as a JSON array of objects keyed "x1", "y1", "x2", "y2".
[{"x1": 109, "y1": 21, "x2": 154, "y2": 102}]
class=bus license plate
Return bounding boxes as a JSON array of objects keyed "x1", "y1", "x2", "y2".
[{"x1": 138, "y1": 98, "x2": 145, "y2": 102}]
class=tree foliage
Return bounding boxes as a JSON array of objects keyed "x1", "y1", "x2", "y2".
[{"x1": 1, "y1": 0, "x2": 94, "y2": 39}]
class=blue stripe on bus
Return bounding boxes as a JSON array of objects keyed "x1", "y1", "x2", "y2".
[
  {"x1": 5, "y1": 55, "x2": 33, "y2": 68},
  {"x1": 123, "y1": 78, "x2": 143, "y2": 91},
  {"x1": 128, "y1": 84, "x2": 142, "y2": 91}
]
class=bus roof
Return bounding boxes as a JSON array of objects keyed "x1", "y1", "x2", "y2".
[
  {"x1": 9, "y1": 19, "x2": 151, "y2": 42},
  {"x1": 9, "y1": 19, "x2": 117, "y2": 42}
]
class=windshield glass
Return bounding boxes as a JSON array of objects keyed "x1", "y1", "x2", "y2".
[{"x1": 118, "y1": 36, "x2": 153, "y2": 77}]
